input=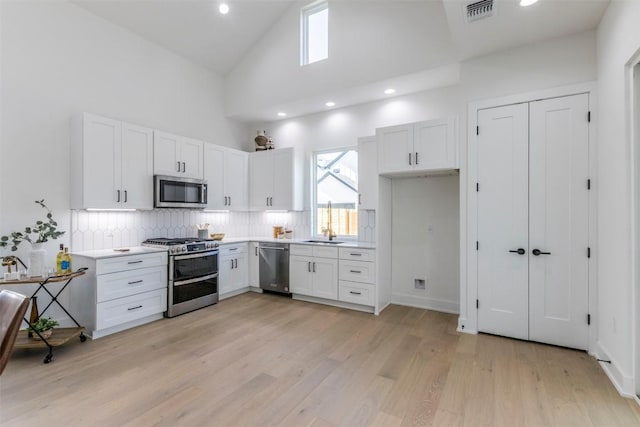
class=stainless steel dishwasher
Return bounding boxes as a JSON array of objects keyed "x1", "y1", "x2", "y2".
[{"x1": 259, "y1": 242, "x2": 290, "y2": 294}]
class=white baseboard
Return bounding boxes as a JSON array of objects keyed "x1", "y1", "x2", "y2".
[
  {"x1": 90, "y1": 313, "x2": 164, "y2": 340},
  {"x1": 375, "y1": 301, "x2": 392, "y2": 316},
  {"x1": 249, "y1": 287, "x2": 263, "y2": 293},
  {"x1": 219, "y1": 287, "x2": 251, "y2": 300},
  {"x1": 592, "y1": 341, "x2": 635, "y2": 398},
  {"x1": 391, "y1": 294, "x2": 459, "y2": 314},
  {"x1": 457, "y1": 316, "x2": 477, "y2": 334},
  {"x1": 292, "y1": 294, "x2": 375, "y2": 314}
]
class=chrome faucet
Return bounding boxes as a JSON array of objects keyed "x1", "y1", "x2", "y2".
[{"x1": 327, "y1": 200, "x2": 337, "y2": 241}]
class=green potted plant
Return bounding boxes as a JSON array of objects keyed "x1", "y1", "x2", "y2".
[
  {"x1": 0, "y1": 200, "x2": 65, "y2": 277},
  {"x1": 0, "y1": 200, "x2": 65, "y2": 250},
  {"x1": 28, "y1": 316, "x2": 59, "y2": 340}
]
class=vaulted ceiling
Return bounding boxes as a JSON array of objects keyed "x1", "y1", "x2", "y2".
[{"x1": 74, "y1": 0, "x2": 609, "y2": 121}]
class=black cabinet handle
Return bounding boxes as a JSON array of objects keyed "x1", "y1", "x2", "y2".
[
  {"x1": 349, "y1": 291, "x2": 362, "y2": 295},
  {"x1": 124, "y1": 190, "x2": 128, "y2": 203},
  {"x1": 509, "y1": 248, "x2": 526, "y2": 255},
  {"x1": 127, "y1": 305, "x2": 143, "y2": 311},
  {"x1": 532, "y1": 249, "x2": 551, "y2": 256}
]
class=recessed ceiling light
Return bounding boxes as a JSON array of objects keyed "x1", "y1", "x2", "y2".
[
  {"x1": 277, "y1": 112, "x2": 287, "y2": 117},
  {"x1": 219, "y1": 3, "x2": 230, "y2": 14},
  {"x1": 384, "y1": 88, "x2": 396, "y2": 95},
  {"x1": 325, "y1": 101, "x2": 335, "y2": 107},
  {"x1": 520, "y1": 0, "x2": 539, "y2": 6}
]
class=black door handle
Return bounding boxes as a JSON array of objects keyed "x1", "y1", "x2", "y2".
[
  {"x1": 509, "y1": 248, "x2": 526, "y2": 255},
  {"x1": 532, "y1": 249, "x2": 551, "y2": 256}
]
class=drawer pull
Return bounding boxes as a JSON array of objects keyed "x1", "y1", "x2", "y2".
[
  {"x1": 127, "y1": 260, "x2": 143, "y2": 264},
  {"x1": 229, "y1": 248, "x2": 238, "y2": 251},
  {"x1": 350, "y1": 253, "x2": 362, "y2": 256},
  {"x1": 128, "y1": 280, "x2": 143, "y2": 285},
  {"x1": 127, "y1": 305, "x2": 143, "y2": 311},
  {"x1": 349, "y1": 291, "x2": 362, "y2": 295},
  {"x1": 349, "y1": 270, "x2": 362, "y2": 274}
]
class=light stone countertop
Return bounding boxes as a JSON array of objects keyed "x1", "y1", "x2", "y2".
[
  {"x1": 217, "y1": 237, "x2": 376, "y2": 249},
  {"x1": 71, "y1": 246, "x2": 168, "y2": 259}
]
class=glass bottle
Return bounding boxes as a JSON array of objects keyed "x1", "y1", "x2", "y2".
[
  {"x1": 28, "y1": 296, "x2": 39, "y2": 338},
  {"x1": 56, "y1": 243, "x2": 64, "y2": 275}
]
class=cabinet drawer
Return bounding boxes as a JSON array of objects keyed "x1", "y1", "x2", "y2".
[
  {"x1": 96, "y1": 266, "x2": 167, "y2": 303},
  {"x1": 312, "y1": 246, "x2": 338, "y2": 259},
  {"x1": 339, "y1": 248, "x2": 375, "y2": 262},
  {"x1": 339, "y1": 260, "x2": 376, "y2": 284},
  {"x1": 219, "y1": 243, "x2": 247, "y2": 256},
  {"x1": 96, "y1": 252, "x2": 167, "y2": 275},
  {"x1": 96, "y1": 289, "x2": 166, "y2": 330},
  {"x1": 290, "y1": 244, "x2": 312, "y2": 256},
  {"x1": 339, "y1": 281, "x2": 375, "y2": 306}
]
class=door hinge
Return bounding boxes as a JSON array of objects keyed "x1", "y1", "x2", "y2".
[
  {"x1": 587, "y1": 247, "x2": 591, "y2": 258},
  {"x1": 588, "y1": 111, "x2": 591, "y2": 123},
  {"x1": 587, "y1": 179, "x2": 591, "y2": 190},
  {"x1": 476, "y1": 241, "x2": 479, "y2": 251},
  {"x1": 476, "y1": 182, "x2": 479, "y2": 192},
  {"x1": 476, "y1": 299, "x2": 479, "y2": 309},
  {"x1": 476, "y1": 126, "x2": 479, "y2": 136},
  {"x1": 587, "y1": 314, "x2": 591, "y2": 325}
]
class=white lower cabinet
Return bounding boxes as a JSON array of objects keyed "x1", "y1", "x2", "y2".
[
  {"x1": 289, "y1": 245, "x2": 338, "y2": 300},
  {"x1": 338, "y1": 248, "x2": 376, "y2": 307},
  {"x1": 70, "y1": 251, "x2": 168, "y2": 339},
  {"x1": 338, "y1": 281, "x2": 375, "y2": 306},
  {"x1": 219, "y1": 243, "x2": 249, "y2": 297}
]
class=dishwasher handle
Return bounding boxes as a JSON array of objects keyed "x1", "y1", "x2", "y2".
[{"x1": 259, "y1": 246, "x2": 289, "y2": 251}]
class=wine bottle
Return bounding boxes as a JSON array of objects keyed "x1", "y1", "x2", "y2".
[{"x1": 28, "y1": 296, "x2": 39, "y2": 338}]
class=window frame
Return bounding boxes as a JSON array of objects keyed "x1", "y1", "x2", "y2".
[
  {"x1": 300, "y1": 0, "x2": 329, "y2": 66},
  {"x1": 311, "y1": 146, "x2": 359, "y2": 240}
]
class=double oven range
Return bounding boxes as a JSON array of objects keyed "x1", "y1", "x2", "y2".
[{"x1": 142, "y1": 238, "x2": 219, "y2": 317}]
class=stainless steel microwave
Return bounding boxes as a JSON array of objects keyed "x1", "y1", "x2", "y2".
[{"x1": 154, "y1": 175, "x2": 207, "y2": 209}]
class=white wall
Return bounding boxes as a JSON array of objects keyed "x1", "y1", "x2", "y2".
[
  {"x1": 0, "y1": 0, "x2": 243, "y2": 261},
  {"x1": 461, "y1": 31, "x2": 597, "y2": 102},
  {"x1": 226, "y1": 0, "x2": 455, "y2": 119},
  {"x1": 391, "y1": 176, "x2": 459, "y2": 313},
  {"x1": 595, "y1": 0, "x2": 640, "y2": 396},
  {"x1": 0, "y1": 1, "x2": 244, "y2": 321}
]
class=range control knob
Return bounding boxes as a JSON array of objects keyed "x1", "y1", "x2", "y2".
[{"x1": 170, "y1": 247, "x2": 176, "y2": 254}]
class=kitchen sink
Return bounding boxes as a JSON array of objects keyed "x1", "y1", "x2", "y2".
[{"x1": 304, "y1": 240, "x2": 344, "y2": 244}]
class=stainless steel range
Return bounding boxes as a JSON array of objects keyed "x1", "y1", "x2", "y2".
[{"x1": 142, "y1": 238, "x2": 219, "y2": 317}]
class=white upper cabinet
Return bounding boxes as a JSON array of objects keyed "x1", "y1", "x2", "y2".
[
  {"x1": 204, "y1": 144, "x2": 248, "y2": 211},
  {"x1": 72, "y1": 113, "x2": 153, "y2": 210},
  {"x1": 377, "y1": 118, "x2": 456, "y2": 176},
  {"x1": 153, "y1": 130, "x2": 204, "y2": 179},
  {"x1": 121, "y1": 123, "x2": 154, "y2": 209},
  {"x1": 248, "y1": 148, "x2": 303, "y2": 211},
  {"x1": 224, "y1": 148, "x2": 248, "y2": 210},
  {"x1": 357, "y1": 136, "x2": 378, "y2": 210}
]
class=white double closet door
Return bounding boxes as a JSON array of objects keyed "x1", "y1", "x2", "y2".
[{"x1": 477, "y1": 93, "x2": 590, "y2": 350}]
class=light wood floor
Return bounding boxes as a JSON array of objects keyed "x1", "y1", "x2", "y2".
[{"x1": 1, "y1": 292, "x2": 639, "y2": 426}]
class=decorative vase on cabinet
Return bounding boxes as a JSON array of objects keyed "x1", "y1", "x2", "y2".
[{"x1": 29, "y1": 243, "x2": 46, "y2": 278}]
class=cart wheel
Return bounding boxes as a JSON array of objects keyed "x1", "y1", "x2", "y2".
[
  {"x1": 44, "y1": 354, "x2": 53, "y2": 364},
  {"x1": 80, "y1": 334, "x2": 87, "y2": 342}
]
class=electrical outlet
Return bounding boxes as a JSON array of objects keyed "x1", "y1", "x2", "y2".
[{"x1": 414, "y1": 279, "x2": 426, "y2": 290}]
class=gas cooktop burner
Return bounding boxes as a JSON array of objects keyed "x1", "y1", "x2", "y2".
[
  {"x1": 142, "y1": 237, "x2": 218, "y2": 254},
  {"x1": 143, "y1": 238, "x2": 216, "y2": 246}
]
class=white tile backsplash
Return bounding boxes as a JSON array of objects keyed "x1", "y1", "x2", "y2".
[
  {"x1": 71, "y1": 208, "x2": 375, "y2": 251},
  {"x1": 358, "y1": 210, "x2": 376, "y2": 243}
]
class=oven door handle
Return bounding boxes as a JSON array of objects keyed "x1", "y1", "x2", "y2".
[
  {"x1": 173, "y1": 273, "x2": 218, "y2": 287},
  {"x1": 173, "y1": 250, "x2": 219, "y2": 261}
]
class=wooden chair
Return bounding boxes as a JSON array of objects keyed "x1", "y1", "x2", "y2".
[{"x1": 0, "y1": 289, "x2": 29, "y2": 375}]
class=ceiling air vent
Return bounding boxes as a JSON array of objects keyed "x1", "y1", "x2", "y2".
[{"x1": 466, "y1": 0, "x2": 495, "y2": 23}]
